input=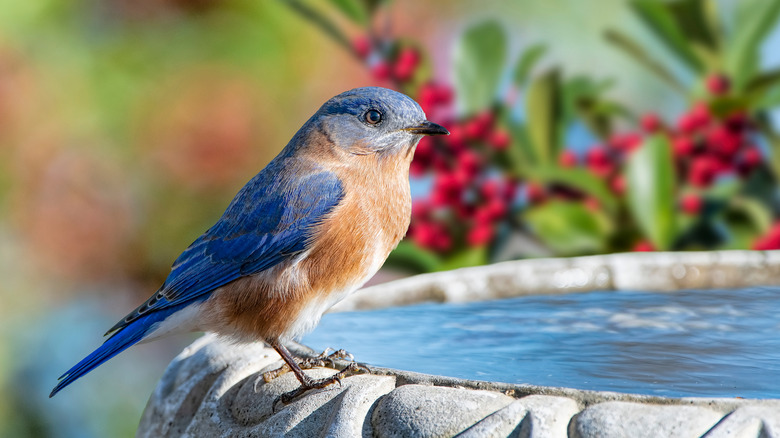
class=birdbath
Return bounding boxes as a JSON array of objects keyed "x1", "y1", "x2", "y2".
[{"x1": 137, "y1": 250, "x2": 780, "y2": 437}]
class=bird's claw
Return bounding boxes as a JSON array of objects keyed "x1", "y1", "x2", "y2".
[
  {"x1": 276, "y1": 362, "x2": 370, "y2": 405},
  {"x1": 263, "y1": 348, "x2": 358, "y2": 383}
]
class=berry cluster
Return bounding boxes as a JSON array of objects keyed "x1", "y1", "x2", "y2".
[
  {"x1": 407, "y1": 105, "x2": 518, "y2": 251},
  {"x1": 352, "y1": 35, "x2": 421, "y2": 84},
  {"x1": 352, "y1": 31, "x2": 775, "y2": 256},
  {"x1": 753, "y1": 222, "x2": 780, "y2": 250},
  {"x1": 548, "y1": 77, "x2": 763, "y2": 221}
]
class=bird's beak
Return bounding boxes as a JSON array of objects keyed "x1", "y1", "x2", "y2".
[{"x1": 403, "y1": 121, "x2": 450, "y2": 136}]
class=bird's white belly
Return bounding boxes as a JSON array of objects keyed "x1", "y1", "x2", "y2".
[{"x1": 284, "y1": 244, "x2": 387, "y2": 341}]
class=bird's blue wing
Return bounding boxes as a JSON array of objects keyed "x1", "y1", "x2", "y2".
[
  {"x1": 107, "y1": 162, "x2": 344, "y2": 334},
  {"x1": 51, "y1": 159, "x2": 344, "y2": 397}
]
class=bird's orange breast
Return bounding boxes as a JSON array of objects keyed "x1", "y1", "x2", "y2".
[
  {"x1": 300, "y1": 150, "x2": 412, "y2": 295},
  {"x1": 200, "y1": 141, "x2": 414, "y2": 342}
]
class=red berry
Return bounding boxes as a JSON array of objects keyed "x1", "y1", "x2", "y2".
[
  {"x1": 558, "y1": 150, "x2": 578, "y2": 167},
  {"x1": 586, "y1": 147, "x2": 610, "y2": 166},
  {"x1": 676, "y1": 114, "x2": 697, "y2": 134},
  {"x1": 467, "y1": 223, "x2": 494, "y2": 246},
  {"x1": 622, "y1": 133, "x2": 643, "y2": 152},
  {"x1": 610, "y1": 174, "x2": 626, "y2": 195},
  {"x1": 640, "y1": 113, "x2": 662, "y2": 132},
  {"x1": 352, "y1": 35, "x2": 371, "y2": 59},
  {"x1": 586, "y1": 147, "x2": 614, "y2": 177},
  {"x1": 680, "y1": 194, "x2": 702, "y2": 215},
  {"x1": 705, "y1": 126, "x2": 741, "y2": 158},
  {"x1": 432, "y1": 173, "x2": 464, "y2": 206},
  {"x1": 465, "y1": 111, "x2": 494, "y2": 140},
  {"x1": 526, "y1": 182, "x2": 546, "y2": 204},
  {"x1": 672, "y1": 136, "x2": 695, "y2": 158},
  {"x1": 446, "y1": 124, "x2": 467, "y2": 150},
  {"x1": 435, "y1": 85, "x2": 453, "y2": 105},
  {"x1": 485, "y1": 198, "x2": 507, "y2": 219},
  {"x1": 690, "y1": 102, "x2": 712, "y2": 126},
  {"x1": 394, "y1": 47, "x2": 420, "y2": 82},
  {"x1": 409, "y1": 160, "x2": 426, "y2": 177},
  {"x1": 689, "y1": 156, "x2": 717, "y2": 187},
  {"x1": 504, "y1": 181, "x2": 518, "y2": 203},
  {"x1": 371, "y1": 61, "x2": 391, "y2": 80},
  {"x1": 480, "y1": 180, "x2": 500, "y2": 199},
  {"x1": 632, "y1": 240, "x2": 655, "y2": 252},
  {"x1": 742, "y1": 146, "x2": 762, "y2": 168},
  {"x1": 725, "y1": 111, "x2": 749, "y2": 132},
  {"x1": 456, "y1": 150, "x2": 482, "y2": 177},
  {"x1": 418, "y1": 84, "x2": 438, "y2": 114},
  {"x1": 411, "y1": 222, "x2": 452, "y2": 252},
  {"x1": 706, "y1": 74, "x2": 730, "y2": 95},
  {"x1": 752, "y1": 222, "x2": 780, "y2": 250},
  {"x1": 411, "y1": 200, "x2": 432, "y2": 219},
  {"x1": 677, "y1": 103, "x2": 711, "y2": 133},
  {"x1": 488, "y1": 129, "x2": 511, "y2": 151},
  {"x1": 584, "y1": 197, "x2": 600, "y2": 212}
]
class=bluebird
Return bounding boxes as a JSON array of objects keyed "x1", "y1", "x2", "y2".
[{"x1": 50, "y1": 86, "x2": 448, "y2": 399}]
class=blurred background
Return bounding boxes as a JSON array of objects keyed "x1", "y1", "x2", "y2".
[{"x1": 1, "y1": 0, "x2": 779, "y2": 436}]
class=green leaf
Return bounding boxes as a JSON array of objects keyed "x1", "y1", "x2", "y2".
[
  {"x1": 282, "y1": 0, "x2": 352, "y2": 51},
  {"x1": 512, "y1": 43, "x2": 547, "y2": 87},
  {"x1": 629, "y1": 0, "x2": 705, "y2": 72},
  {"x1": 626, "y1": 135, "x2": 678, "y2": 250},
  {"x1": 718, "y1": 196, "x2": 774, "y2": 249},
  {"x1": 327, "y1": 0, "x2": 369, "y2": 24},
  {"x1": 728, "y1": 196, "x2": 773, "y2": 235},
  {"x1": 745, "y1": 68, "x2": 780, "y2": 107},
  {"x1": 562, "y1": 76, "x2": 631, "y2": 140},
  {"x1": 604, "y1": 29, "x2": 687, "y2": 93},
  {"x1": 525, "y1": 69, "x2": 562, "y2": 164},
  {"x1": 708, "y1": 95, "x2": 749, "y2": 118},
  {"x1": 453, "y1": 20, "x2": 507, "y2": 116},
  {"x1": 439, "y1": 246, "x2": 489, "y2": 271},
  {"x1": 504, "y1": 120, "x2": 535, "y2": 172},
  {"x1": 524, "y1": 201, "x2": 613, "y2": 256},
  {"x1": 726, "y1": 0, "x2": 780, "y2": 91},
  {"x1": 525, "y1": 165, "x2": 619, "y2": 214},
  {"x1": 385, "y1": 240, "x2": 441, "y2": 273},
  {"x1": 667, "y1": 0, "x2": 719, "y2": 51},
  {"x1": 756, "y1": 85, "x2": 780, "y2": 111}
]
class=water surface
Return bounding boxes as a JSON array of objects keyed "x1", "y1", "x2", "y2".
[{"x1": 303, "y1": 287, "x2": 780, "y2": 398}]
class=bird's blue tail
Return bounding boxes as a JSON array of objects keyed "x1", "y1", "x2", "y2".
[{"x1": 49, "y1": 307, "x2": 178, "y2": 397}]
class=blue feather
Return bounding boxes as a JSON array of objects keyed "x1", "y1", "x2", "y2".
[
  {"x1": 49, "y1": 303, "x2": 192, "y2": 397},
  {"x1": 52, "y1": 156, "x2": 344, "y2": 397}
]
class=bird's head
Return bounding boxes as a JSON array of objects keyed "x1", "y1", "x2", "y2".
[{"x1": 311, "y1": 87, "x2": 448, "y2": 157}]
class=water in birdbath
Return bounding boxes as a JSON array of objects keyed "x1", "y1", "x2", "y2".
[{"x1": 302, "y1": 286, "x2": 780, "y2": 398}]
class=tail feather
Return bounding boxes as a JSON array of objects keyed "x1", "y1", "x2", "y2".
[{"x1": 50, "y1": 307, "x2": 179, "y2": 397}]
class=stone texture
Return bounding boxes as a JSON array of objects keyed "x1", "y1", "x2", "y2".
[
  {"x1": 137, "y1": 334, "x2": 396, "y2": 437},
  {"x1": 571, "y1": 401, "x2": 723, "y2": 438},
  {"x1": 232, "y1": 370, "x2": 395, "y2": 437},
  {"x1": 372, "y1": 384, "x2": 515, "y2": 438},
  {"x1": 456, "y1": 395, "x2": 579, "y2": 438},
  {"x1": 516, "y1": 395, "x2": 580, "y2": 437},
  {"x1": 455, "y1": 398, "x2": 529, "y2": 438},
  {"x1": 703, "y1": 405, "x2": 780, "y2": 438},
  {"x1": 331, "y1": 250, "x2": 780, "y2": 312},
  {"x1": 138, "y1": 335, "x2": 780, "y2": 438},
  {"x1": 137, "y1": 334, "x2": 278, "y2": 438}
]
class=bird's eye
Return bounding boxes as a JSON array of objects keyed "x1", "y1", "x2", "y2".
[{"x1": 364, "y1": 109, "x2": 382, "y2": 125}]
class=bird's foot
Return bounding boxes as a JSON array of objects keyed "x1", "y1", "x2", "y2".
[
  {"x1": 300, "y1": 348, "x2": 354, "y2": 369},
  {"x1": 262, "y1": 348, "x2": 358, "y2": 383},
  {"x1": 279, "y1": 362, "x2": 370, "y2": 404}
]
